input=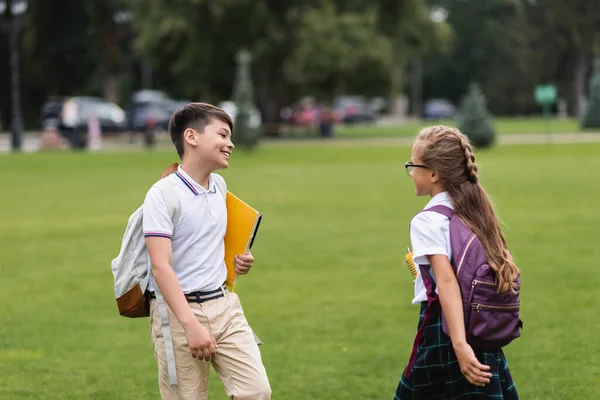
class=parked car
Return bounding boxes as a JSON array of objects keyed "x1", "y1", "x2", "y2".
[
  {"x1": 41, "y1": 96, "x2": 127, "y2": 133},
  {"x1": 128, "y1": 102, "x2": 172, "y2": 132},
  {"x1": 41, "y1": 96, "x2": 67, "y2": 129},
  {"x1": 333, "y1": 96, "x2": 377, "y2": 124},
  {"x1": 127, "y1": 90, "x2": 189, "y2": 132},
  {"x1": 422, "y1": 99, "x2": 456, "y2": 120},
  {"x1": 40, "y1": 96, "x2": 127, "y2": 148}
]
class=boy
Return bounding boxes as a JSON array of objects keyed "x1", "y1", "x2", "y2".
[{"x1": 143, "y1": 103, "x2": 271, "y2": 399}]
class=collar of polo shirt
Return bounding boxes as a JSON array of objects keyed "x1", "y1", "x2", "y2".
[{"x1": 175, "y1": 165, "x2": 217, "y2": 195}]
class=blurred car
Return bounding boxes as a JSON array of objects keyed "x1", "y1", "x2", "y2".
[
  {"x1": 131, "y1": 89, "x2": 169, "y2": 104},
  {"x1": 127, "y1": 90, "x2": 189, "y2": 132},
  {"x1": 422, "y1": 99, "x2": 456, "y2": 120},
  {"x1": 41, "y1": 96, "x2": 127, "y2": 134},
  {"x1": 128, "y1": 102, "x2": 172, "y2": 131},
  {"x1": 41, "y1": 96, "x2": 67, "y2": 128},
  {"x1": 333, "y1": 96, "x2": 377, "y2": 124}
]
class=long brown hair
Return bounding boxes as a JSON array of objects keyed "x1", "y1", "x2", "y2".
[{"x1": 415, "y1": 125, "x2": 519, "y2": 292}]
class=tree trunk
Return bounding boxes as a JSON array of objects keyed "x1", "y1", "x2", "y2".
[
  {"x1": 573, "y1": 52, "x2": 589, "y2": 117},
  {"x1": 334, "y1": 78, "x2": 345, "y2": 97},
  {"x1": 388, "y1": 61, "x2": 406, "y2": 117},
  {"x1": 141, "y1": 60, "x2": 153, "y2": 88},
  {"x1": 104, "y1": 75, "x2": 118, "y2": 105},
  {"x1": 92, "y1": 1, "x2": 120, "y2": 104},
  {"x1": 410, "y1": 57, "x2": 423, "y2": 118},
  {"x1": 256, "y1": 67, "x2": 286, "y2": 136},
  {"x1": 9, "y1": 19, "x2": 23, "y2": 151}
]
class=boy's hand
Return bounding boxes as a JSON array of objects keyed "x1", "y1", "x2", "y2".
[
  {"x1": 234, "y1": 252, "x2": 254, "y2": 275},
  {"x1": 185, "y1": 321, "x2": 218, "y2": 361}
]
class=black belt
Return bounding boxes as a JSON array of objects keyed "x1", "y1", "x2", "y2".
[{"x1": 149, "y1": 285, "x2": 226, "y2": 304}]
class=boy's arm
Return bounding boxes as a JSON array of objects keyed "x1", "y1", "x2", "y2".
[
  {"x1": 146, "y1": 237, "x2": 196, "y2": 329},
  {"x1": 146, "y1": 236, "x2": 218, "y2": 359},
  {"x1": 429, "y1": 254, "x2": 492, "y2": 387},
  {"x1": 143, "y1": 186, "x2": 217, "y2": 359}
]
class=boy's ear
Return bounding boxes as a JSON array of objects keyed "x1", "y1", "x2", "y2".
[{"x1": 183, "y1": 128, "x2": 198, "y2": 147}]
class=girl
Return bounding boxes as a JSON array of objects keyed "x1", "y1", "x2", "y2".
[{"x1": 395, "y1": 126, "x2": 519, "y2": 399}]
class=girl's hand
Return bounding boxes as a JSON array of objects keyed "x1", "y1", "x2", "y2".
[{"x1": 453, "y1": 342, "x2": 492, "y2": 387}]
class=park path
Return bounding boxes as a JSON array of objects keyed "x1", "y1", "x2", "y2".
[
  {"x1": 2, "y1": 131, "x2": 600, "y2": 153},
  {"x1": 264, "y1": 132, "x2": 600, "y2": 147}
]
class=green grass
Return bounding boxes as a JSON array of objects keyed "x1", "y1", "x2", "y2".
[
  {"x1": 332, "y1": 117, "x2": 583, "y2": 138},
  {"x1": 1, "y1": 142, "x2": 599, "y2": 399}
]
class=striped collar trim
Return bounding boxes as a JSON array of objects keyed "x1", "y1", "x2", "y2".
[{"x1": 175, "y1": 166, "x2": 215, "y2": 195}]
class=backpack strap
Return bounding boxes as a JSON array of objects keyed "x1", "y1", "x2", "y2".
[
  {"x1": 406, "y1": 205, "x2": 453, "y2": 378},
  {"x1": 423, "y1": 204, "x2": 455, "y2": 219},
  {"x1": 149, "y1": 177, "x2": 180, "y2": 387},
  {"x1": 212, "y1": 173, "x2": 227, "y2": 200},
  {"x1": 155, "y1": 178, "x2": 181, "y2": 232},
  {"x1": 416, "y1": 203, "x2": 455, "y2": 289},
  {"x1": 405, "y1": 263, "x2": 440, "y2": 378}
]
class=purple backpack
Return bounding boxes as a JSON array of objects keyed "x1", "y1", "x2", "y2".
[{"x1": 420, "y1": 205, "x2": 523, "y2": 349}]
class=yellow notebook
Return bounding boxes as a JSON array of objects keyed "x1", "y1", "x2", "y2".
[
  {"x1": 159, "y1": 163, "x2": 262, "y2": 292},
  {"x1": 224, "y1": 191, "x2": 263, "y2": 291}
]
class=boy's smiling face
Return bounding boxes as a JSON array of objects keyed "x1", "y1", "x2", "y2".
[{"x1": 185, "y1": 118, "x2": 234, "y2": 170}]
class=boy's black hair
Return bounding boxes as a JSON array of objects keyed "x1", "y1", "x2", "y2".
[{"x1": 168, "y1": 102, "x2": 234, "y2": 159}]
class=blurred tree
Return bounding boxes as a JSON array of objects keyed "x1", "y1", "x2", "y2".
[
  {"x1": 28, "y1": 0, "x2": 95, "y2": 97},
  {"x1": 15, "y1": 0, "x2": 584, "y2": 130},
  {"x1": 128, "y1": 0, "x2": 226, "y2": 101},
  {"x1": 88, "y1": 0, "x2": 122, "y2": 104},
  {"x1": 285, "y1": 2, "x2": 393, "y2": 96},
  {"x1": 423, "y1": 0, "x2": 600, "y2": 116},
  {"x1": 126, "y1": 0, "x2": 449, "y2": 134},
  {"x1": 582, "y1": 58, "x2": 600, "y2": 129},
  {"x1": 1, "y1": 0, "x2": 96, "y2": 128},
  {"x1": 232, "y1": 49, "x2": 260, "y2": 149},
  {"x1": 375, "y1": 0, "x2": 452, "y2": 116},
  {"x1": 528, "y1": 0, "x2": 600, "y2": 117},
  {"x1": 457, "y1": 82, "x2": 496, "y2": 149},
  {"x1": 423, "y1": 0, "x2": 530, "y2": 115}
]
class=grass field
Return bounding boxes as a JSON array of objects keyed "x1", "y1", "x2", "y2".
[
  {"x1": 310, "y1": 117, "x2": 585, "y2": 139},
  {"x1": 1, "y1": 141, "x2": 599, "y2": 399}
]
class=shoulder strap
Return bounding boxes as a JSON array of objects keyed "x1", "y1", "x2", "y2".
[
  {"x1": 147, "y1": 176, "x2": 180, "y2": 386},
  {"x1": 154, "y1": 178, "x2": 181, "y2": 230},
  {"x1": 413, "y1": 204, "x2": 455, "y2": 292},
  {"x1": 423, "y1": 205, "x2": 455, "y2": 219},
  {"x1": 212, "y1": 173, "x2": 227, "y2": 200}
]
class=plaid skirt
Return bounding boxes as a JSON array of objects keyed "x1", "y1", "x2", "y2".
[{"x1": 395, "y1": 302, "x2": 519, "y2": 400}]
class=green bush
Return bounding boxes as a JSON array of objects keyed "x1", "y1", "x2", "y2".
[
  {"x1": 457, "y1": 82, "x2": 496, "y2": 149},
  {"x1": 582, "y1": 59, "x2": 600, "y2": 129}
]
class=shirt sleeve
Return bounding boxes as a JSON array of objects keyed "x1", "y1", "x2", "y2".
[
  {"x1": 142, "y1": 186, "x2": 173, "y2": 239},
  {"x1": 410, "y1": 211, "x2": 449, "y2": 266}
]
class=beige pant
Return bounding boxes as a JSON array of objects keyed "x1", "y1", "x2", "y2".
[{"x1": 150, "y1": 291, "x2": 271, "y2": 400}]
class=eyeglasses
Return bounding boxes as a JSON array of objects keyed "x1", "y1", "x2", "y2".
[{"x1": 405, "y1": 161, "x2": 428, "y2": 176}]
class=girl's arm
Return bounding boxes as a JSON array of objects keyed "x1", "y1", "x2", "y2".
[{"x1": 428, "y1": 254, "x2": 492, "y2": 387}]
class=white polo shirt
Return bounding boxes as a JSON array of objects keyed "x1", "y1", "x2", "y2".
[
  {"x1": 410, "y1": 191, "x2": 453, "y2": 305},
  {"x1": 143, "y1": 166, "x2": 227, "y2": 293}
]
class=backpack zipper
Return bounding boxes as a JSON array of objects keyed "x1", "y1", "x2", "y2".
[
  {"x1": 465, "y1": 280, "x2": 496, "y2": 324},
  {"x1": 473, "y1": 279, "x2": 495, "y2": 286},
  {"x1": 456, "y1": 234, "x2": 477, "y2": 275},
  {"x1": 472, "y1": 303, "x2": 520, "y2": 310}
]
